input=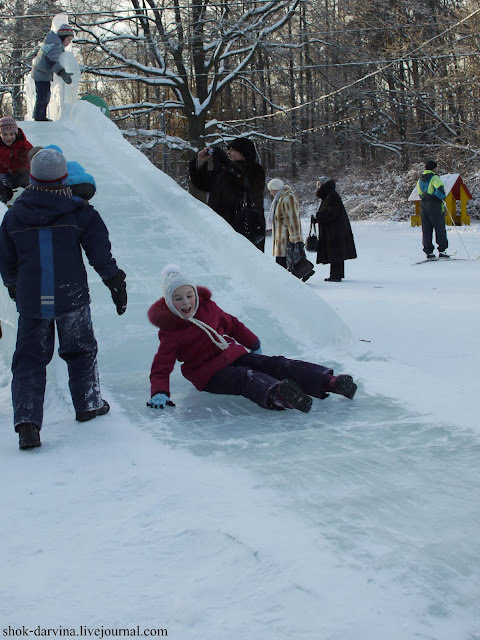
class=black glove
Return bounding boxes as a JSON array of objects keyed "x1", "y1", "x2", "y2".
[
  {"x1": 7, "y1": 284, "x2": 16, "y2": 301},
  {"x1": 104, "y1": 269, "x2": 127, "y2": 315},
  {"x1": 59, "y1": 69, "x2": 73, "y2": 84},
  {"x1": 210, "y1": 147, "x2": 230, "y2": 172}
]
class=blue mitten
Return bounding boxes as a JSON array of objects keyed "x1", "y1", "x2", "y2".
[
  {"x1": 147, "y1": 393, "x2": 175, "y2": 409},
  {"x1": 250, "y1": 341, "x2": 262, "y2": 355}
]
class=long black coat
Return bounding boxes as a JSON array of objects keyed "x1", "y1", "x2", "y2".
[
  {"x1": 313, "y1": 180, "x2": 357, "y2": 265},
  {"x1": 189, "y1": 156, "x2": 265, "y2": 250}
]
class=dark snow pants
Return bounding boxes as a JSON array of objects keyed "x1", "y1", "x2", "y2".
[
  {"x1": 33, "y1": 80, "x2": 51, "y2": 121},
  {"x1": 12, "y1": 305, "x2": 102, "y2": 430},
  {"x1": 203, "y1": 353, "x2": 333, "y2": 410},
  {"x1": 421, "y1": 203, "x2": 448, "y2": 254}
]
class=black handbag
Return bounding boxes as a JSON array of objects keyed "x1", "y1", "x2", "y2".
[
  {"x1": 234, "y1": 177, "x2": 265, "y2": 246},
  {"x1": 305, "y1": 216, "x2": 319, "y2": 252},
  {"x1": 291, "y1": 256, "x2": 315, "y2": 280}
]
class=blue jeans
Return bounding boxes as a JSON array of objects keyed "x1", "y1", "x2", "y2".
[{"x1": 12, "y1": 305, "x2": 102, "y2": 429}]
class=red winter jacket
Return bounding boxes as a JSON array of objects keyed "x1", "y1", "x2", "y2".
[
  {"x1": 148, "y1": 286, "x2": 259, "y2": 396},
  {"x1": 0, "y1": 128, "x2": 33, "y2": 175}
]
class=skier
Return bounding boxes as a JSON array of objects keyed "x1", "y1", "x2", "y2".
[
  {"x1": 0, "y1": 116, "x2": 33, "y2": 204},
  {"x1": 416, "y1": 160, "x2": 449, "y2": 259},
  {"x1": 31, "y1": 23, "x2": 75, "y2": 121},
  {"x1": 147, "y1": 264, "x2": 357, "y2": 413},
  {"x1": 0, "y1": 149, "x2": 127, "y2": 450}
]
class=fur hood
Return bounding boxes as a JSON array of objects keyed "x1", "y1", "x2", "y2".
[{"x1": 316, "y1": 179, "x2": 336, "y2": 199}]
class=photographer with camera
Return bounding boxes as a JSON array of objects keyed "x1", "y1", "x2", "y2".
[{"x1": 188, "y1": 138, "x2": 266, "y2": 252}]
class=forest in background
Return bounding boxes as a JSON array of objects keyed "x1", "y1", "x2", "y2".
[{"x1": 2, "y1": 0, "x2": 480, "y2": 218}]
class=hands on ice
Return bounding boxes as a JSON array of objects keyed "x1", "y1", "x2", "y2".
[{"x1": 147, "y1": 393, "x2": 175, "y2": 409}]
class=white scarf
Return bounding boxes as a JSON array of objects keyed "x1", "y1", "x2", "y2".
[
  {"x1": 267, "y1": 187, "x2": 284, "y2": 229},
  {"x1": 188, "y1": 317, "x2": 229, "y2": 350}
]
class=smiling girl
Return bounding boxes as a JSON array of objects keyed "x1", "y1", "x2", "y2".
[{"x1": 147, "y1": 265, "x2": 357, "y2": 413}]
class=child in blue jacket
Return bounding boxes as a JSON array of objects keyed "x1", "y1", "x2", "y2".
[{"x1": 0, "y1": 149, "x2": 127, "y2": 450}]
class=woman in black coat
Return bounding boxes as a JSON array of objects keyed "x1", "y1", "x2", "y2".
[
  {"x1": 189, "y1": 138, "x2": 266, "y2": 252},
  {"x1": 313, "y1": 177, "x2": 357, "y2": 281}
]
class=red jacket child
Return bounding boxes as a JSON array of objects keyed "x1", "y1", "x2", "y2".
[
  {"x1": 0, "y1": 116, "x2": 33, "y2": 203},
  {"x1": 146, "y1": 265, "x2": 358, "y2": 414},
  {"x1": 148, "y1": 285, "x2": 258, "y2": 395}
]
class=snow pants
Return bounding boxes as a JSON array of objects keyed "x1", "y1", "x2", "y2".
[
  {"x1": 33, "y1": 80, "x2": 51, "y2": 121},
  {"x1": 203, "y1": 353, "x2": 333, "y2": 410},
  {"x1": 421, "y1": 202, "x2": 448, "y2": 254},
  {"x1": 12, "y1": 305, "x2": 102, "y2": 430}
]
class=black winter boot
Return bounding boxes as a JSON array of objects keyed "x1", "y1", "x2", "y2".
[
  {"x1": 76, "y1": 400, "x2": 110, "y2": 423},
  {"x1": 17, "y1": 423, "x2": 41, "y2": 450},
  {"x1": 274, "y1": 379, "x2": 312, "y2": 413},
  {"x1": 332, "y1": 374, "x2": 357, "y2": 399}
]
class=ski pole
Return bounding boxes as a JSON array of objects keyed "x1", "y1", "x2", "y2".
[{"x1": 444, "y1": 202, "x2": 472, "y2": 260}]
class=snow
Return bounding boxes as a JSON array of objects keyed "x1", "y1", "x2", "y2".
[{"x1": 1, "y1": 89, "x2": 480, "y2": 639}]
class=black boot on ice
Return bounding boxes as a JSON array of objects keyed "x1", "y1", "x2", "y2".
[
  {"x1": 331, "y1": 374, "x2": 357, "y2": 399},
  {"x1": 76, "y1": 400, "x2": 110, "y2": 423},
  {"x1": 17, "y1": 423, "x2": 41, "y2": 450},
  {"x1": 275, "y1": 379, "x2": 312, "y2": 413}
]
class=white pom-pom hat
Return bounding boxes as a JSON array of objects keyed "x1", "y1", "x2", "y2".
[
  {"x1": 162, "y1": 264, "x2": 199, "y2": 318},
  {"x1": 267, "y1": 178, "x2": 284, "y2": 192}
]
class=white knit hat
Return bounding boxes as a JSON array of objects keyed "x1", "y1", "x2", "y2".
[
  {"x1": 267, "y1": 178, "x2": 284, "y2": 191},
  {"x1": 162, "y1": 264, "x2": 199, "y2": 318}
]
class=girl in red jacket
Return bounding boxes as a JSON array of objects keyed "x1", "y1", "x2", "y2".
[
  {"x1": 147, "y1": 265, "x2": 357, "y2": 413},
  {"x1": 0, "y1": 116, "x2": 33, "y2": 204}
]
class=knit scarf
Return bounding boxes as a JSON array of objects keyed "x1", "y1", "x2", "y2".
[{"x1": 187, "y1": 317, "x2": 229, "y2": 351}]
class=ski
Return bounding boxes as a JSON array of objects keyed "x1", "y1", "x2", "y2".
[
  {"x1": 413, "y1": 257, "x2": 473, "y2": 265},
  {"x1": 413, "y1": 258, "x2": 438, "y2": 264}
]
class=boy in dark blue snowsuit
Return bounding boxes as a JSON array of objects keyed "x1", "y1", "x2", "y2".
[{"x1": 0, "y1": 149, "x2": 127, "y2": 450}]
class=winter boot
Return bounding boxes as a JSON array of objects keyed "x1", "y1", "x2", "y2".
[
  {"x1": 273, "y1": 379, "x2": 312, "y2": 413},
  {"x1": 330, "y1": 374, "x2": 357, "y2": 399},
  {"x1": 17, "y1": 423, "x2": 41, "y2": 450},
  {"x1": 76, "y1": 399, "x2": 110, "y2": 423},
  {"x1": 426, "y1": 253, "x2": 436, "y2": 260},
  {"x1": 438, "y1": 252, "x2": 450, "y2": 259}
]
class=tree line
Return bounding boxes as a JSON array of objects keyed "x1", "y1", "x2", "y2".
[{"x1": 2, "y1": 0, "x2": 480, "y2": 181}]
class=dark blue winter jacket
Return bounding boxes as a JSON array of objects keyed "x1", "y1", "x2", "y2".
[{"x1": 0, "y1": 188, "x2": 119, "y2": 318}]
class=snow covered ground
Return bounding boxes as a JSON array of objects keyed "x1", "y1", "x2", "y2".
[{"x1": 1, "y1": 99, "x2": 479, "y2": 639}]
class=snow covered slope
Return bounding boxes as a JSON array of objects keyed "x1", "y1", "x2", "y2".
[{"x1": 1, "y1": 98, "x2": 479, "y2": 639}]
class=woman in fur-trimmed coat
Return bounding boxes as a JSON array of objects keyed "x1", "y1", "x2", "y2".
[
  {"x1": 313, "y1": 177, "x2": 357, "y2": 282},
  {"x1": 266, "y1": 179, "x2": 303, "y2": 268}
]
